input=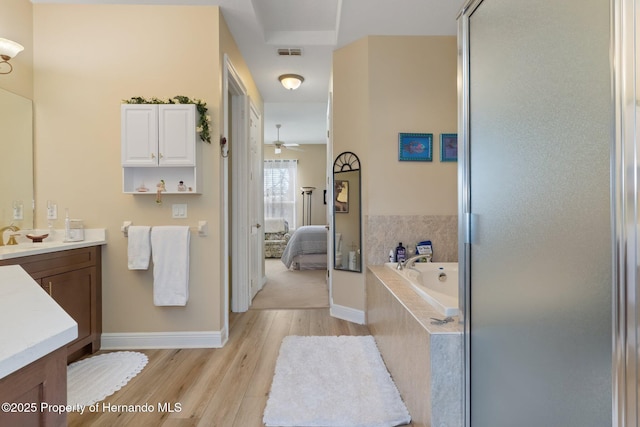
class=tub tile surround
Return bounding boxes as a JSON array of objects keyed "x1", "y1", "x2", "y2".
[
  {"x1": 366, "y1": 215, "x2": 458, "y2": 265},
  {"x1": 367, "y1": 265, "x2": 463, "y2": 427}
]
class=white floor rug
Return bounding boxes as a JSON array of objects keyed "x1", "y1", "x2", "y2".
[
  {"x1": 263, "y1": 336, "x2": 411, "y2": 427},
  {"x1": 67, "y1": 351, "x2": 148, "y2": 406}
]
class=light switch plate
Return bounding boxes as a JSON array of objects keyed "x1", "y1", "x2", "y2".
[{"x1": 172, "y1": 204, "x2": 187, "y2": 219}]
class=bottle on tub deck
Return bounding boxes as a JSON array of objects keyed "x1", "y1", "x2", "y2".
[
  {"x1": 416, "y1": 240, "x2": 433, "y2": 262},
  {"x1": 389, "y1": 250, "x2": 394, "y2": 263},
  {"x1": 395, "y1": 242, "x2": 406, "y2": 263}
]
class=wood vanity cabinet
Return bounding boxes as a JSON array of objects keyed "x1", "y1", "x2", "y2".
[
  {"x1": 0, "y1": 246, "x2": 102, "y2": 363},
  {"x1": 0, "y1": 346, "x2": 67, "y2": 427}
]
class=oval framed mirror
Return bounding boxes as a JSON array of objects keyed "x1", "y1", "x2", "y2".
[{"x1": 333, "y1": 151, "x2": 361, "y2": 272}]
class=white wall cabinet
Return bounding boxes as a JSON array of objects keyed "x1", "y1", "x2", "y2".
[{"x1": 121, "y1": 104, "x2": 202, "y2": 194}]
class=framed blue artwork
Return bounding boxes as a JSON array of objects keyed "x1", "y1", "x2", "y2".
[
  {"x1": 398, "y1": 133, "x2": 433, "y2": 161},
  {"x1": 440, "y1": 133, "x2": 458, "y2": 162}
]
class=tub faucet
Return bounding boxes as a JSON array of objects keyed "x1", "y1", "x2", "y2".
[
  {"x1": 0, "y1": 224, "x2": 20, "y2": 246},
  {"x1": 396, "y1": 253, "x2": 431, "y2": 270}
]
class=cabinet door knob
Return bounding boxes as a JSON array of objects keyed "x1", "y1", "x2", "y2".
[
  {"x1": 151, "y1": 153, "x2": 156, "y2": 159},
  {"x1": 47, "y1": 282, "x2": 53, "y2": 296},
  {"x1": 159, "y1": 153, "x2": 163, "y2": 159}
]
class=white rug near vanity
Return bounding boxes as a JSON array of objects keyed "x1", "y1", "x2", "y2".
[{"x1": 67, "y1": 351, "x2": 148, "y2": 406}]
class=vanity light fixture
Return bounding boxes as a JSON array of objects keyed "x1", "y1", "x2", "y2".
[
  {"x1": 278, "y1": 74, "x2": 304, "y2": 90},
  {"x1": 0, "y1": 38, "x2": 24, "y2": 75}
]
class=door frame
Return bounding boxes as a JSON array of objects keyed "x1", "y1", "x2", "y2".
[
  {"x1": 223, "y1": 55, "x2": 251, "y2": 326},
  {"x1": 248, "y1": 101, "x2": 265, "y2": 299},
  {"x1": 326, "y1": 91, "x2": 335, "y2": 307}
]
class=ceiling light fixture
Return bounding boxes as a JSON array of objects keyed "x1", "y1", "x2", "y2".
[
  {"x1": 274, "y1": 124, "x2": 283, "y2": 154},
  {"x1": 0, "y1": 38, "x2": 24, "y2": 75},
  {"x1": 278, "y1": 74, "x2": 304, "y2": 90}
]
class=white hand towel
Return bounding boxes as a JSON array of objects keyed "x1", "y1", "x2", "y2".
[
  {"x1": 151, "y1": 226, "x2": 190, "y2": 306},
  {"x1": 127, "y1": 226, "x2": 151, "y2": 270}
]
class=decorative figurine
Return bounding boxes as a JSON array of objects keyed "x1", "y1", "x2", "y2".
[
  {"x1": 156, "y1": 180, "x2": 166, "y2": 204},
  {"x1": 177, "y1": 180, "x2": 187, "y2": 192}
]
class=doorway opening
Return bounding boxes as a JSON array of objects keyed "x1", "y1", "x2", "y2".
[{"x1": 256, "y1": 134, "x2": 331, "y2": 310}]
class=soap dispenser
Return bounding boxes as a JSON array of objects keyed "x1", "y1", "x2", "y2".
[
  {"x1": 64, "y1": 209, "x2": 71, "y2": 241},
  {"x1": 63, "y1": 209, "x2": 84, "y2": 242}
]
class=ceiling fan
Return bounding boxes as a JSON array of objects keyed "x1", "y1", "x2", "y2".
[{"x1": 266, "y1": 124, "x2": 302, "y2": 153}]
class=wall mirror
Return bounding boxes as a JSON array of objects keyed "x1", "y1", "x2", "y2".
[
  {"x1": 0, "y1": 88, "x2": 34, "y2": 230},
  {"x1": 333, "y1": 151, "x2": 361, "y2": 272}
]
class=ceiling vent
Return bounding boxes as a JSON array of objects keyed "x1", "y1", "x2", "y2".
[{"x1": 277, "y1": 48, "x2": 303, "y2": 56}]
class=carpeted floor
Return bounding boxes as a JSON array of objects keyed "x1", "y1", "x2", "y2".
[{"x1": 251, "y1": 259, "x2": 329, "y2": 309}]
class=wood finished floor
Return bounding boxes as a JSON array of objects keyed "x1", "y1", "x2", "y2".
[{"x1": 68, "y1": 309, "x2": 373, "y2": 427}]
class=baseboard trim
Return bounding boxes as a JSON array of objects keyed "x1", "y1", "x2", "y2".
[
  {"x1": 101, "y1": 329, "x2": 227, "y2": 350},
  {"x1": 330, "y1": 303, "x2": 366, "y2": 325}
]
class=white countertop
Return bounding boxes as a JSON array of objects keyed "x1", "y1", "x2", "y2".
[
  {"x1": 0, "y1": 265, "x2": 78, "y2": 379},
  {"x1": 0, "y1": 228, "x2": 107, "y2": 260}
]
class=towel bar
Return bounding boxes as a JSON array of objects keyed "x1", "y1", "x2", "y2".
[{"x1": 121, "y1": 221, "x2": 208, "y2": 237}]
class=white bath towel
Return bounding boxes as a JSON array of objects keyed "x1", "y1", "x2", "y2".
[
  {"x1": 151, "y1": 226, "x2": 190, "y2": 306},
  {"x1": 127, "y1": 226, "x2": 151, "y2": 270}
]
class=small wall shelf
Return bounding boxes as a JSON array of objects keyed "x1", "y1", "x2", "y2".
[
  {"x1": 121, "y1": 104, "x2": 202, "y2": 194},
  {"x1": 122, "y1": 167, "x2": 201, "y2": 194}
]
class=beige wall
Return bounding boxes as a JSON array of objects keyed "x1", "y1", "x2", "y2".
[
  {"x1": 332, "y1": 38, "x2": 370, "y2": 310},
  {"x1": 264, "y1": 144, "x2": 327, "y2": 227},
  {"x1": 29, "y1": 3, "x2": 261, "y2": 335},
  {"x1": 332, "y1": 36, "x2": 457, "y2": 311},
  {"x1": 368, "y1": 36, "x2": 458, "y2": 216}
]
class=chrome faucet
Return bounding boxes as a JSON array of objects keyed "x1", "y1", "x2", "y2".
[
  {"x1": 396, "y1": 253, "x2": 432, "y2": 270},
  {"x1": 0, "y1": 224, "x2": 20, "y2": 246}
]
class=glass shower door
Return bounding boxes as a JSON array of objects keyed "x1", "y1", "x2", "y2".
[{"x1": 459, "y1": 0, "x2": 613, "y2": 425}]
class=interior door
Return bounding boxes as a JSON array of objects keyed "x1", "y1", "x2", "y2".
[
  {"x1": 460, "y1": 0, "x2": 612, "y2": 425},
  {"x1": 249, "y1": 103, "x2": 263, "y2": 300}
]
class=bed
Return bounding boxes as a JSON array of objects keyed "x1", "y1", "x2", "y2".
[{"x1": 280, "y1": 225, "x2": 328, "y2": 270}]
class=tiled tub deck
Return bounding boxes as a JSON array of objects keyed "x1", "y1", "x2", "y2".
[{"x1": 366, "y1": 265, "x2": 463, "y2": 427}]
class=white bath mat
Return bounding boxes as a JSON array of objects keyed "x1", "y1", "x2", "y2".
[
  {"x1": 67, "y1": 351, "x2": 148, "y2": 406},
  {"x1": 263, "y1": 335, "x2": 411, "y2": 427}
]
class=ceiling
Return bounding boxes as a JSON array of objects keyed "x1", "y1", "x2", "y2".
[{"x1": 33, "y1": 0, "x2": 464, "y2": 145}]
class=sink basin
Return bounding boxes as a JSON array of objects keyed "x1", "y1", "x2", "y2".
[
  {"x1": 15, "y1": 242, "x2": 63, "y2": 248},
  {"x1": 0, "y1": 241, "x2": 62, "y2": 253},
  {"x1": 0, "y1": 229, "x2": 107, "y2": 260}
]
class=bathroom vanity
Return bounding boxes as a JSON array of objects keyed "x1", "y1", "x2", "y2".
[
  {"x1": 0, "y1": 231, "x2": 106, "y2": 363},
  {"x1": 0, "y1": 265, "x2": 77, "y2": 427}
]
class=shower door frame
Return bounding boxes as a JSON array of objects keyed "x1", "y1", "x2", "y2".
[{"x1": 612, "y1": 0, "x2": 639, "y2": 425}]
